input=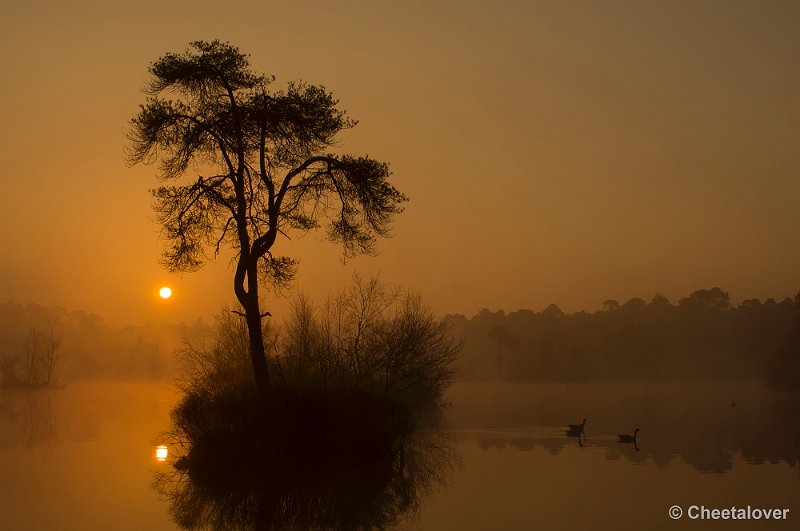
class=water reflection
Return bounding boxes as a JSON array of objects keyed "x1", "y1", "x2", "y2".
[
  {"x1": 448, "y1": 383, "x2": 800, "y2": 475},
  {"x1": 153, "y1": 429, "x2": 456, "y2": 530},
  {"x1": 0, "y1": 388, "x2": 58, "y2": 449},
  {"x1": 0, "y1": 383, "x2": 177, "y2": 452},
  {"x1": 2, "y1": 382, "x2": 798, "y2": 529}
]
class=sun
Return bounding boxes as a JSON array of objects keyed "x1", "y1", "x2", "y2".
[
  {"x1": 155, "y1": 445, "x2": 168, "y2": 462},
  {"x1": 159, "y1": 286, "x2": 172, "y2": 299}
]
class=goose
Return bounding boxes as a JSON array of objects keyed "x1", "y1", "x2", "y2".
[
  {"x1": 566, "y1": 419, "x2": 586, "y2": 437},
  {"x1": 618, "y1": 428, "x2": 640, "y2": 444}
]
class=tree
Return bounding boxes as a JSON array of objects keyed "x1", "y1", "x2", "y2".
[
  {"x1": 678, "y1": 287, "x2": 731, "y2": 313},
  {"x1": 601, "y1": 299, "x2": 620, "y2": 312},
  {"x1": 128, "y1": 41, "x2": 407, "y2": 394},
  {"x1": 22, "y1": 325, "x2": 61, "y2": 387},
  {"x1": 488, "y1": 325, "x2": 519, "y2": 378}
]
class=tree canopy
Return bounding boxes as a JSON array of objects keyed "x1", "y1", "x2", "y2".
[{"x1": 128, "y1": 40, "x2": 407, "y2": 393}]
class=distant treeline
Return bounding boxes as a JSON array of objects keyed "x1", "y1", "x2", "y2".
[
  {"x1": 446, "y1": 288, "x2": 800, "y2": 388},
  {"x1": 0, "y1": 302, "x2": 210, "y2": 382},
  {"x1": 5, "y1": 287, "x2": 800, "y2": 388}
]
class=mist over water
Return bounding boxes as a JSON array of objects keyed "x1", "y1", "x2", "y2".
[
  {"x1": 1, "y1": 379, "x2": 797, "y2": 530},
  {"x1": 2, "y1": 287, "x2": 799, "y2": 528},
  {"x1": 0, "y1": 383, "x2": 178, "y2": 530}
]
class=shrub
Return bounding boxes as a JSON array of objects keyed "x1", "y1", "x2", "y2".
[
  {"x1": 277, "y1": 276, "x2": 459, "y2": 412},
  {"x1": 156, "y1": 277, "x2": 459, "y2": 528}
]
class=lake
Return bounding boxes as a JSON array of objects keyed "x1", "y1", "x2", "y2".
[{"x1": 1, "y1": 381, "x2": 797, "y2": 529}]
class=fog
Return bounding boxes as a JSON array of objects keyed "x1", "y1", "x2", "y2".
[
  {"x1": 3, "y1": 285, "x2": 798, "y2": 388},
  {"x1": 2, "y1": 1, "x2": 799, "y2": 326},
  {"x1": 2, "y1": 2, "x2": 799, "y2": 528},
  {"x1": 0, "y1": 302, "x2": 205, "y2": 382}
]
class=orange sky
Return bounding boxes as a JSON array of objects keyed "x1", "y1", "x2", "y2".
[{"x1": 1, "y1": 1, "x2": 798, "y2": 325}]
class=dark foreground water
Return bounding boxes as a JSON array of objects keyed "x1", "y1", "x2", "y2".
[{"x1": 1, "y1": 381, "x2": 798, "y2": 530}]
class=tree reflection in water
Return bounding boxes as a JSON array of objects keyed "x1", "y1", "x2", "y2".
[
  {"x1": 154, "y1": 434, "x2": 457, "y2": 530},
  {"x1": 153, "y1": 419, "x2": 455, "y2": 530},
  {"x1": 0, "y1": 389, "x2": 58, "y2": 449}
]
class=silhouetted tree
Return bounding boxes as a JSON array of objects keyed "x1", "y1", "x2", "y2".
[
  {"x1": 128, "y1": 41, "x2": 407, "y2": 394},
  {"x1": 488, "y1": 325, "x2": 519, "y2": 378},
  {"x1": 679, "y1": 287, "x2": 731, "y2": 312},
  {"x1": 21, "y1": 326, "x2": 61, "y2": 386},
  {"x1": 543, "y1": 304, "x2": 565, "y2": 317},
  {"x1": 648, "y1": 293, "x2": 673, "y2": 312},
  {"x1": 621, "y1": 297, "x2": 647, "y2": 313},
  {"x1": 602, "y1": 299, "x2": 620, "y2": 312}
]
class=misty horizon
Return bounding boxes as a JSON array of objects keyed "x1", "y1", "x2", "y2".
[
  {"x1": 2, "y1": 2, "x2": 799, "y2": 529},
  {"x1": 2, "y1": 284, "x2": 797, "y2": 388},
  {"x1": 4, "y1": 284, "x2": 798, "y2": 329},
  {"x1": 2, "y1": 2, "x2": 799, "y2": 326}
]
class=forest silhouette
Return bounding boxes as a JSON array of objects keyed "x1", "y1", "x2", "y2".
[
  {"x1": 2, "y1": 286, "x2": 799, "y2": 389},
  {"x1": 449, "y1": 287, "x2": 800, "y2": 389}
]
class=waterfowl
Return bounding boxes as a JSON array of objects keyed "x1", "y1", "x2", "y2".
[
  {"x1": 618, "y1": 428, "x2": 640, "y2": 444},
  {"x1": 566, "y1": 419, "x2": 586, "y2": 437}
]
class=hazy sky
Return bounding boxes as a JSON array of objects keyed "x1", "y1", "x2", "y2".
[{"x1": 1, "y1": 0, "x2": 798, "y2": 325}]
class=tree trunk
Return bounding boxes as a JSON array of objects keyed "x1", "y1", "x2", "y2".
[
  {"x1": 238, "y1": 257, "x2": 271, "y2": 396},
  {"x1": 246, "y1": 304, "x2": 271, "y2": 395}
]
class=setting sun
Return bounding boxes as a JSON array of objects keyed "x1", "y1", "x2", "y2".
[
  {"x1": 155, "y1": 445, "x2": 168, "y2": 462},
  {"x1": 159, "y1": 287, "x2": 172, "y2": 299}
]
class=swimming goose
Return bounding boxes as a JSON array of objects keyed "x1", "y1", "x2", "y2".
[
  {"x1": 618, "y1": 428, "x2": 640, "y2": 444},
  {"x1": 566, "y1": 419, "x2": 586, "y2": 437}
]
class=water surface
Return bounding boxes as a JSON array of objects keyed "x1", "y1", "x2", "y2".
[{"x1": 1, "y1": 382, "x2": 797, "y2": 529}]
